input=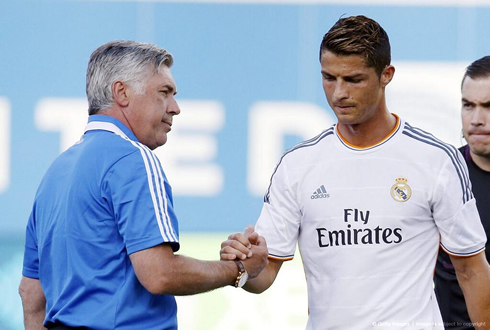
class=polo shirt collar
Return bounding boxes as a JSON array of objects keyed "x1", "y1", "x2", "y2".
[{"x1": 85, "y1": 115, "x2": 139, "y2": 142}]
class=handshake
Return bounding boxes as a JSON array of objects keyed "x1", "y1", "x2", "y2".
[{"x1": 220, "y1": 226, "x2": 269, "y2": 287}]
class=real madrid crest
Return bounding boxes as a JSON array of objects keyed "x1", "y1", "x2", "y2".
[{"x1": 391, "y1": 177, "x2": 412, "y2": 202}]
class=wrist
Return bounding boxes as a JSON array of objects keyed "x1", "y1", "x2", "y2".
[{"x1": 233, "y1": 260, "x2": 249, "y2": 288}]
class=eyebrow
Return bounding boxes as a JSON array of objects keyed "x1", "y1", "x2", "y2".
[
  {"x1": 462, "y1": 98, "x2": 490, "y2": 107},
  {"x1": 344, "y1": 74, "x2": 366, "y2": 80},
  {"x1": 161, "y1": 84, "x2": 177, "y2": 95},
  {"x1": 321, "y1": 71, "x2": 366, "y2": 79}
]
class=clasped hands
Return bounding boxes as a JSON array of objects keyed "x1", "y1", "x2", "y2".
[{"x1": 220, "y1": 225, "x2": 269, "y2": 280}]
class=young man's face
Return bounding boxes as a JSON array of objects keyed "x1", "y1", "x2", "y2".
[
  {"x1": 320, "y1": 50, "x2": 390, "y2": 126},
  {"x1": 461, "y1": 76, "x2": 490, "y2": 160},
  {"x1": 126, "y1": 66, "x2": 180, "y2": 150}
]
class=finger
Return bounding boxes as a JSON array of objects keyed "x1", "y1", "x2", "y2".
[
  {"x1": 222, "y1": 236, "x2": 246, "y2": 249},
  {"x1": 226, "y1": 233, "x2": 251, "y2": 250},
  {"x1": 221, "y1": 239, "x2": 235, "y2": 249},
  {"x1": 227, "y1": 232, "x2": 241, "y2": 241},
  {"x1": 248, "y1": 232, "x2": 259, "y2": 245},
  {"x1": 221, "y1": 237, "x2": 252, "y2": 254},
  {"x1": 243, "y1": 225, "x2": 255, "y2": 238},
  {"x1": 220, "y1": 243, "x2": 249, "y2": 260},
  {"x1": 220, "y1": 253, "x2": 237, "y2": 261},
  {"x1": 234, "y1": 233, "x2": 252, "y2": 250},
  {"x1": 255, "y1": 235, "x2": 268, "y2": 249}
]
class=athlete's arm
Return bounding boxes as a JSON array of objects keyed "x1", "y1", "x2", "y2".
[
  {"x1": 130, "y1": 235, "x2": 268, "y2": 296},
  {"x1": 18, "y1": 276, "x2": 47, "y2": 330},
  {"x1": 243, "y1": 258, "x2": 283, "y2": 293},
  {"x1": 450, "y1": 252, "x2": 490, "y2": 328}
]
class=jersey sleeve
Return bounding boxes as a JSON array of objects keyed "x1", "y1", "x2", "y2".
[
  {"x1": 22, "y1": 209, "x2": 40, "y2": 279},
  {"x1": 256, "y1": 157, "x2": 301, "y2": 261},
  {"x1": 433, "y1": 151, "x2": 486, "y2": 257},
  {"x1": 104, "y1": 146, "x2": 180, "y2": 255}
]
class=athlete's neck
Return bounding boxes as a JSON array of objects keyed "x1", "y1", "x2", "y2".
[
  {"x1": 337, "y1": 112, "x2": 397, "y2": 148},
  {"x1": 470, "y1": 150, "x2": 490, "y2": 172}
]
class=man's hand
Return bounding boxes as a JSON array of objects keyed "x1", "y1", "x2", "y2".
[
  {"x1": 241, "y1": 233, "x2": 268, "y2": 279},
  {"x1": 220, "y1": 225, "x2": 259, "y2": 261},
  {"x1": 220, "y1": 225, "x2": 268, "y2": 279}
]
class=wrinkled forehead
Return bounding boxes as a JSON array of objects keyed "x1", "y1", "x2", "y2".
[
  {"x1": 462, "y1": 76, "x2": 490, "y2": 102},
  {"x1": 154, "y1": 65, "x2": 178, "y2": 93}
]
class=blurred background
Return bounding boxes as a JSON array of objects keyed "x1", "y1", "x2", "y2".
[{"x1": 1, "y1": 0, "x2": 490, "y2": 329}]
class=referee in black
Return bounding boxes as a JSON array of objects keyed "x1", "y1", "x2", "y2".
[{"x1": 435, "y1": 56, "x2": 490, "y2": 330}]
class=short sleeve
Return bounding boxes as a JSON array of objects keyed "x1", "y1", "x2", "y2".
[
  {"x1": 256, "y1": 158, "x2": 301, "y2": 260},
  {"x1": 22, "y1": 210, "x2": 40, "y2": 279},
  {"x1": 433, "y1": 153, "x2": 486, "y2": 256},
  {"x1": 104, "y1": 146, "x2": 179, "y2": 255}
]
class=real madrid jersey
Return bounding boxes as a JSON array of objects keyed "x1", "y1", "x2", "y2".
[{"x1": 255, "y1": 115, "x2": 486, "y2": 330}]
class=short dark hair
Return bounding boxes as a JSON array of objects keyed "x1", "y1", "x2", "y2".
[
  {"x1": 319, "y1": 15, "x2": 391, "y2": 77},
  {"x1": 462, "y1": 55, "x2": 490, "y2": 87}
]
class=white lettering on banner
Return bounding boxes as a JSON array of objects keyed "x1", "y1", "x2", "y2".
[
  {"x1": 247, "y1": 102, "x2": 335, "y2": 196},
  {"x1": 0, "y1": 98, "x2": 11, "y2": 194},
  {"x1": 155, "y1": 101, "x2": 224, "y2": 196},
  {"x1": 35, "y1": 98, "x2": 88, "y2": 152}
]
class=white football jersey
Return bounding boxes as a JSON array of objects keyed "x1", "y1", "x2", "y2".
[{"x1": 256, "y1": 115, "x2": 486, "y2": 330}]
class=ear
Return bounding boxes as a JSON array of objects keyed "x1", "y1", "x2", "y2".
[
  {"x1": 380, "y1": 65, "x2": 395, "y2": 88},
  {"x1": 112, "y1": 81, "x2": 130, "y2": 107}
]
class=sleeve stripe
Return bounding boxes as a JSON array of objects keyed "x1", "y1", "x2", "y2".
[
  {"x1": 409, "y1": 123, "x2": 472, "y2": 202},
  {"x1": 402, "y1": 124, "x2": 473, "y2": 204},
  {"x1": 130, "y1": 140, "x2": 178, "y2": 243},
  {"x1": 440, "y1": 242, "x2": 485, "y2": 257},
  {"x1": 148, "y1": 148, "x2": 178, "y2": 243},
  {"x1": 269, "y1": 253, "x2": 294, "y2": 261}
]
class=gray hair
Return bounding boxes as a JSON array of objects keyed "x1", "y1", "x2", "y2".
[{"x1": 86, "y1": 40, "x2": 173, "y2": 115}]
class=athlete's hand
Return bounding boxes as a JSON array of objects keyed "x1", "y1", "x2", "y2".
[
  {"x1": 241, "y1": 234, "x2": 268, "y2": 279},
  {"x1": 220, "y1": 225, "x2": 259, "y2": 261}
]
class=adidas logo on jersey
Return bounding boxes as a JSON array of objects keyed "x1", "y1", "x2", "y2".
[{"x1": 311, "y1": 185, "x2": 330, "y2": 199}]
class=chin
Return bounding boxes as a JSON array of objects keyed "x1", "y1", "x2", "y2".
[
  {"x1": 337, "y1": 117, "x2": 361, "y2": 126},
  {"x1": 157, "y1": 136, "x2": 168, "y2": 147},
  {"x1": 469, "y1": 145, "x2": 490, "y2": 157}
]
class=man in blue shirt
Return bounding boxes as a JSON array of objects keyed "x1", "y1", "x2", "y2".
[{"x1": 19, "y1": 40, "x2": 267, "y2": 330}]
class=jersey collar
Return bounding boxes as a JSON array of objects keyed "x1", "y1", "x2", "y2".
[
  {"x1": 84, "y1": 115, "x2": 139, "y2": 142},
  {"x1": 336, "y1": 113, "x2": 401, "y2": 151}
]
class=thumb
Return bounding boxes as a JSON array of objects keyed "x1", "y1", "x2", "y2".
[
  {"x1": 248, "y1": 232, "x2": 260, "y2": 245},
  {"x1": 243, "y1": 225, "x2": 255, "y2": 238},
  {"x1": 256, "y1": 235, "x2": 267, "y2": 248}
]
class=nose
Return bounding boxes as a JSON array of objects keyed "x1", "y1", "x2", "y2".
[
  {"x1": 168, "y1": 96, "x2": 181, "y2": 116},
  {"x1": 470, "y1": 107, "x2": 485, "y2": 126},
  {"x1": 333, "y1": 80, "x2": 348, "y2": 101}
]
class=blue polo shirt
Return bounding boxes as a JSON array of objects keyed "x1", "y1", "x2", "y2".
[{"x1": 23, "y1": 115, "x2": 180, "y2": 329}]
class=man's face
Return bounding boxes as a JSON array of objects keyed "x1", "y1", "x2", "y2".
[
  {"x1": 320, "y1": 51, "x2": 387, "y2": 126},
  {"x1": 126, "y1": 66, "x2": 180, "y2": 150},
  {"x1": 461, "y1": 76, "x2": 490, "y2": 159}
]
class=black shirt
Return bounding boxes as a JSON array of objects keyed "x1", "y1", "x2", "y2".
[{"x1": 434, "y1": 144, "x2": 490, "y2": 329}]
